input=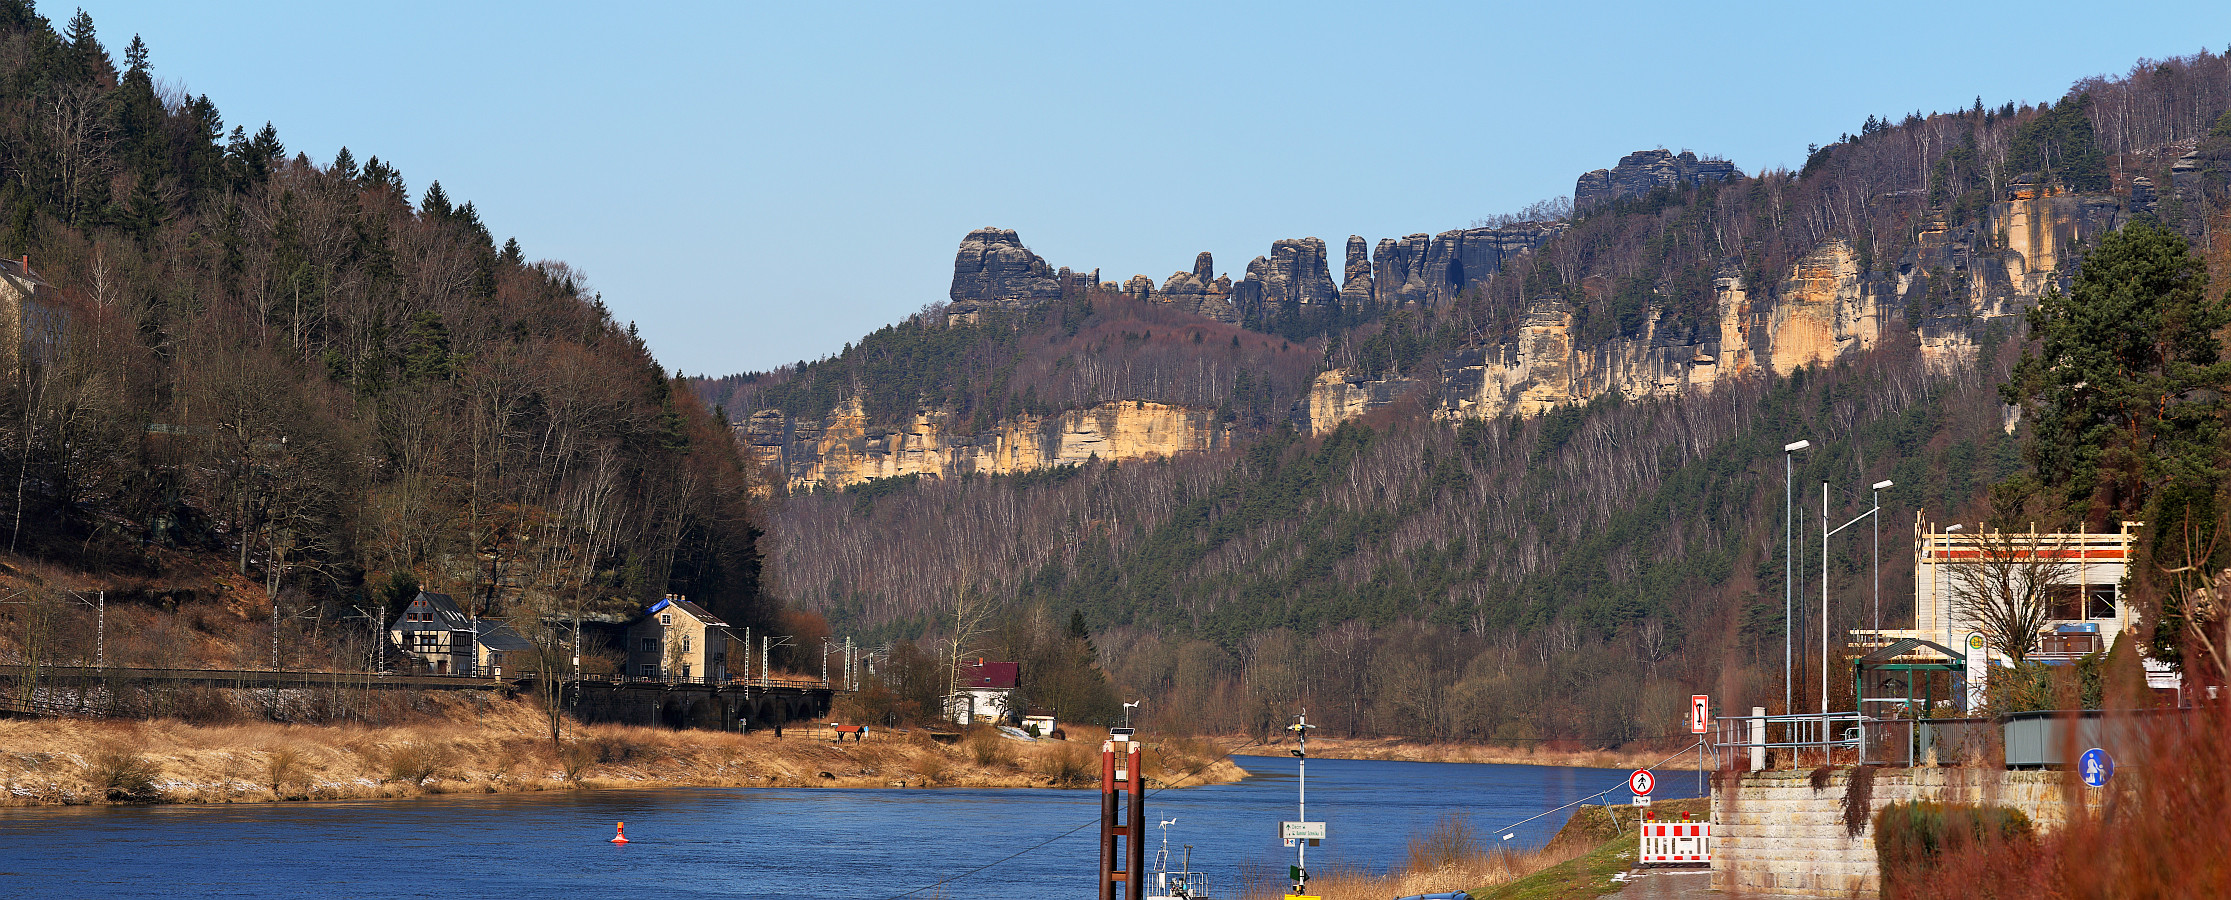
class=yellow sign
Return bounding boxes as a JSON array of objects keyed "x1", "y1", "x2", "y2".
[{"x1": 1283, "y1": 895, "x2": 1322, "y2": 900}]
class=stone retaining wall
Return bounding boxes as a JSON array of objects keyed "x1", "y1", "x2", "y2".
[{"x1": 1711, "y1": 767, "x2": 2104, "y2": 898}]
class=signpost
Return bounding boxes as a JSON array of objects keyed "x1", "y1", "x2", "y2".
[
  {"x1": 1690, "y1": 695, "x2": 1709, "y2": 794},
  {"x1": 2080, "y1": 748, "x2": 2114, "y2": 788}
]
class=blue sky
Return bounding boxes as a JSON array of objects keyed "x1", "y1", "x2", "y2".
[{"x1": 76, "y1": 1, "x2": 2231, "y2": 376}]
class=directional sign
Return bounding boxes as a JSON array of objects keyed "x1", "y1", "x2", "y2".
[
  {"x1": 1689, "y1": 695, "x2": 1710, "y2": 734},
  {"x1": 1629, "y1": 769, "x2": 1655, "y2": 796},
  {"x1": 1280, "y1": 821, "x2": 1327, "y2": 841},
  {"x1": 2080, "y1": 748, "x2": 2114, "y2": 788}
]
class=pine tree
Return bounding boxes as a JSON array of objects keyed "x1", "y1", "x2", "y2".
[
  {"x1": 500, "y1": 237, "x2": 524, "y2": 267},
  {"x1": 419, "y1": 181, "x2": 452, "y2": 220},
  {"x1": 123, "y1": 32, "x2": 147, "y2": 72},
  {"x1": 331, "y1": 147, "x2": 358, "y2": 181}
]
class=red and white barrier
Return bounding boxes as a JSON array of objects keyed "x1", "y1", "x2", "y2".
[{"x1": 1639, "y1": 814, "x2": 1711, "y2": 864}]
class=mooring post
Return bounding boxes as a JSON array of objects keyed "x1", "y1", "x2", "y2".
[{"x1": 1098, "y1": 734, "x2": 1144, "y2": 900}]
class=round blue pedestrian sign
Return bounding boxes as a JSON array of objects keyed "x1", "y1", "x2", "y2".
[{"x1": 2079, "y1": 747, "x2": 2113, "y2": 787}]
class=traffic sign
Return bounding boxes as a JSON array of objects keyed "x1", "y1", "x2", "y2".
[
  {"x1": 1629, "y1": 769, "x2": 1655, "y2": 796},
  {"x1": 1689, "y1": 695, "x2": 1710, "y2": 734},
  {"x1": 2080, "y1": 748, "x2": 2113, "y2": 788},
  {"x1": 1280, "y1": 821, "x2": 1327, "y2": 841}
]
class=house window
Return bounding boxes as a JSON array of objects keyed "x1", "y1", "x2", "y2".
[
  {"x1": 2086, "y1": 584, "x2": 2117, "y2": 619},
  {"x1": 680, "y1": 635, "x2": 691, "y2": 652},
  {"x1": 640, "y1": 664, "x2": 658, "y2": 677},
  {"x1": 660, "y1": 614, "x2": 673, "y2": 626}
]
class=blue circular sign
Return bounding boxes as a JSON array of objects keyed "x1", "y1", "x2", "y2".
[{"x1": 2080, "y1": 747, "x2": 2113, "y2": 787}]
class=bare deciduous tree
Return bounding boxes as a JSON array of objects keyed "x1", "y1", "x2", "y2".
[{"x1": 1943, "y1": 530, "x2": 2079, "y2": 666}]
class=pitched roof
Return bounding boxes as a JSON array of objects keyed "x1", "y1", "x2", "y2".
[
  {"x1": 474, "y1": 620, "x2": 534, "y2": 652},
  {"x1": 647, "y1": 596, "x2": 728, "y2": 627},
  {"x1": 957, "y1": 660, "x2": 1019, "y2": 689},
  {"x1": 410, "y1": 591, "x2": 472, "y2": 629}
]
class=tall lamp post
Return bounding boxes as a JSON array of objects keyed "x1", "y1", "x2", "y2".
[
  {"x1": 1822, "y1": 480, "x2": 1891, "y2": 747},
  {"x1": 1784, "y1": 440, "x2": 1810, "y2": 717},
  {"x1": 1872, "y1": 480, "x2": 1893, "y2": 633}
]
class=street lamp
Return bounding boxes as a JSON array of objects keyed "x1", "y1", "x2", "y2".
[
  {"x1": 1872, "y1": 480, "x2": 1894, "y2": 633},
  {"x1": 1784, "y1": 439, "x2": 1809, "y2": 717},
  {"x1": 1822, "y1": 481, "x2": 1889, "y2": 744}
]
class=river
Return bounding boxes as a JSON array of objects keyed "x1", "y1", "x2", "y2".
[{"x1": 0, "y1": 755, "x2": 1701, "y2": 899}]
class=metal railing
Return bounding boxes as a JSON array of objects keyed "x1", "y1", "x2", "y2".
[{"x1": 1713, "y1": 712, "x2": 1868, "y2": 767}]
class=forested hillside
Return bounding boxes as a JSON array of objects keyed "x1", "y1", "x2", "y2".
[
  {"x1": 732, "y1": 48, "x2": 2231, "y2": 744},
  {"x1": 0, "y1": 4, "x2": 782, "y2": 672}
]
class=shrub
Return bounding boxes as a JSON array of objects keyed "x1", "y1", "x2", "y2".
[
  {"x1": 89, "y1": 750, "x2": 161, "y2": 801},
  {"x1": 383, "y1": 743, "x2": 446, "y2": 785},
  {"x1": 264, "y1": 747, "x2": 306, "y2": 794},
  {"x1": 1406, "y1": 814, "x2": 1480, "y2": 872},
  {"x1": 1875, "y1": 801, "x2": 2033, "y2": 898},
  {"x1": 963, "y1": 727, "x2": 1009, "y2": 767},
  {"x1": 1035, "y1": 742, "x2": 1095, "y2": 786}
]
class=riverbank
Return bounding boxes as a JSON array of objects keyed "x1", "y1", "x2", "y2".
[
  {"x1": 0, "y1": 696, "x2": 1244, "y2": 806},
  {"x1": 1225, "y1": 735, "x2": 1699, "y2": 771}
]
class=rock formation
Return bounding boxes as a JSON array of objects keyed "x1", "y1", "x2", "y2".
[
  {"x1": 1339, "y1": 236, "x2": 1374, "y2": 312},
  {"x1": 743, "y1": 399, "x2": 1230, "y2": 491},
  {"x1": 1369, "y1": 225, "x2": 1566, "y2": 307},
  {"x1": 1233, "y1": 238, "x2": 1340, "y2": 316},
  {"x1": 949, "y1": 227, "x2": 1063, "y2": 311},
  {"x1": 1574, "y1": 150, "x2": 1738, "y2": 212}
]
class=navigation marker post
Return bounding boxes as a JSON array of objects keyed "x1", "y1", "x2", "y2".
[{"x1": 1284, "y1": 712, "x2": 1321, "y2": 900}]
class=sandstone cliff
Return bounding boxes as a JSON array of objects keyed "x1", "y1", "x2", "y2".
[
  {"x1": 743, "y1": 398, "x2": 1229, "y2": 491},
  {"x1": 1305, "y1": 185, "x2": 2141, "y2": 432},
  {"x1": 1574, "y1": 149, "x2": 1739, "y2": 212}
]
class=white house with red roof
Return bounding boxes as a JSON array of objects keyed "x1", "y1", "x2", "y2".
[{"x1": 946, "y1": 658, "x2": 1019, "y2": 725}]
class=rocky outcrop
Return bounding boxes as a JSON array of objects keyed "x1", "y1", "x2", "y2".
[
  {"x1": 1233, "y1": 238, "x2": 1339, "y2": 315},
  {"x1": 1370, "y1": 225, "x2": 1567, "y2": 307},
  {"x1": 949, "y1": 227, "x2": 1063, "y2": 311},
  {"x1": 1574, "y1": 150, "x2": 1739, "y2": 212},
  {"x1": 1122, "y1": 252, "x2": 1238, "y2": 322},
  {"x1": 744, "y1": 399, "x2": 1230, "y2": 491},
  {"x1": 1302, "y1": 369, "x2": 1421, "y2": 435},
  {"x1": 1339, "y1": 236, "x2": 1374, "y2": 312}
]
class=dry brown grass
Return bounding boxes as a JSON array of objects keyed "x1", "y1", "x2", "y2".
[
  {"x1": 1228, "y1": 735, "x2": 1674, "y2": 770},
  {"x1": 0, "y1": 698, "x2": 1244, "y2": 805},
  {"x1": 1238, "y1": 813, "x2": 1582, "y2": 900}
]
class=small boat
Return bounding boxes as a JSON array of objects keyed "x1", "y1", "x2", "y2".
[{"x1": 1146, "y1": 817, "x2": 1212, "y2": 900}]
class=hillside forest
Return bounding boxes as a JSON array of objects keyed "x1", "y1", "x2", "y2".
[
  {"x1": 719, "y1": 48, "x2": 2231, "y2": 745},
  {"x1": 0, "y1": 4, "x2": 796, "y2": 682}
]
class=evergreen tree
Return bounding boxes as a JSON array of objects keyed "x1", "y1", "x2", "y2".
[
  {"x1": 330, "y1": 147, "x2": 358, "y2": 181},
  {"x1": 123, "y1": 32, "x2": 146, "y2": 72},
  {"x1": 2001, "y1": 222, "x2": 2231, "y2": 669},
  {"x1": 419, "y1": 181, "x2": 451, "y2": 220}
]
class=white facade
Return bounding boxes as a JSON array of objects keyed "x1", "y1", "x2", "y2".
[{"x1": 1905, "y1": 520, "x2": 2138, "y2": 660}]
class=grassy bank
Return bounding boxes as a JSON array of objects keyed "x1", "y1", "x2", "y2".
[
  {"x1": 1232, "y1": 796, "x2": 1710, "y2": 900},
  {"x1": 0, "y1": 697, "x2": 1245, "y2": 806},
  {"x1": 1227, "y1": 735, "x2": 1701, "y2": 771}
]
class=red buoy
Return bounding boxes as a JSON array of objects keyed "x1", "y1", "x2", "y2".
[{"x1": 610, "y1": 821, "x2": 629, "y2": 844}]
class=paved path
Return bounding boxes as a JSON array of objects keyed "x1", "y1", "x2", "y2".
[{"x1": 1609, "y1": 868, "x2": 1812, "y2": 899}]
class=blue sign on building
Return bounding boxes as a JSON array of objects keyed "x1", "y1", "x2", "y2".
[{"x1": 2080, "y1": 747, "x2": 2114, "y2": 788}]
